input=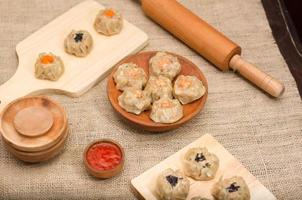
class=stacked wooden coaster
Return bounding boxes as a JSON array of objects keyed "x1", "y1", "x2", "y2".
[{"x1": 0, "y1": 96, "x2": 68, "y2": 163}]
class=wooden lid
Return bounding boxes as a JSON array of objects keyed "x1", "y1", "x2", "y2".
[
  {"x1": 13, "y1": 106, "x2": 54, "y2": 137},
  {"x1": 107, "y1": 51, "x2": 208, "y2": 132},
  {"x1": 0, "y1": 96, "x2": 67, "y2": 152}
]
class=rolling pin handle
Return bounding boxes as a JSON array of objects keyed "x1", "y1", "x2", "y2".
[{"x1": 229, "y1": 55, "x2": 285, "y2": 98}]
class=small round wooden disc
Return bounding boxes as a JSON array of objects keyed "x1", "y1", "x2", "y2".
[{"x1": 13, "y1": 106, "x2": 54, "y2": 137}]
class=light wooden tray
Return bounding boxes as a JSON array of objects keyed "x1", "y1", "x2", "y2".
[
  {"x1": 131, "y1": 134, "x2": 276, "y2": 200},
  {"x1": 0, "y1": 0, "x2": 148, "y2": 112}
]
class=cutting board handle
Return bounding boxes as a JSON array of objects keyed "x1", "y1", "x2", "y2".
[
  {"x1": 229, "y1": 55, "x2": 285, "y2": 97},
  {"x1": 0, "y1": 71, "x2": 42, "y2": 112}
]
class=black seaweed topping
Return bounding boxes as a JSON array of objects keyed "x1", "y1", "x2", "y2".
[
  {"x1": 195, "y1": 153, "x2": 206, "y2": 162},
  {"x1": 74, "y1": 33, "x2": 84, "y2": 43},
  {"x1": 226, "y1": 182, "x2": 240, "y2": 193},
  {"x1": 166, "y1": 175, "x2": 178, "y2": 187}
]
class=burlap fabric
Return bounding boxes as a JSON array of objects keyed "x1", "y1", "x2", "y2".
[{"x1": 0, "y1": 0, "x2": 301, "y2": 199}]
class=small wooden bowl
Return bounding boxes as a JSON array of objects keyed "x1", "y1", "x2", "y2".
[
  {"x1": 107, "y1": 51, "x2": 208, "y2": 132},
  {"x1": 3, "y1": 125, "x2": 69, "y2": 163},
  {"x1": 0, "y1": 96, "x2": 67, "y2": 152},
  {"x1": 83, "y1": 139, "x2": 125, "y2": 179}
]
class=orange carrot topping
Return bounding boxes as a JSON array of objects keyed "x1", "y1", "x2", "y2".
[
  {"x1": 156, "y1": 79, "x2": 166, "y2": 86},
  {"x1": 40, "y1": 55, "x2": 54, "y2": 64},
  {"x1": 126, "y1": 69, "x2": 139, "y2": 77},
  {"x1": 135, "y1": 90, "x2": 143, "y2": 98},
  {"x1": 158, "y1": 58, "x2": 171, "y2": 70},
  {"x1": 179, "y1": 78, "x2": 192, "y2": 88},
  {"x1": 161, "y1": 101, "x2": 172, "y2": 108},
  {"x1": 103, "y1": 9, "x2": 115, "y2": 18}
]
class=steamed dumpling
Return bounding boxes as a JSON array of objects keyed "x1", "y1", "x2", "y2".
[
  {"x1": 211, "y1": 176, "x2": 251, "y2": 200},
  {"x1": 118, "y1": 88, "x2": 151, "y2": 115},
  {"x1": 145, "y1": 75, "x2": 173, "y2": 102},
  {"x1": 64, "y1": 30, "x2": 93, "y2": 57},
  {"x1": 174, "y1": 75, "x2": 206, "y2": 104},
  {"x1": 35, "y1": 52, "x2": 64, "y2": 81},
  {"x1": 182, "y1": 147, "x2": 219, "y2": 181},
  {"x1": 150, "y1": 97, "x2": 183, "y2": 123},
  {"x1": 94, "y1": 8, "x2": 123, "y2": 36},
  {"x1": 149, "y1": 52, "x2": 181, "y2": 80},
  {"x1": 113, "y1": 63, "x2": 147, "y2": 91},
  {"x1": 156, "y1": 168, "x2": 190, "y2": 200}
]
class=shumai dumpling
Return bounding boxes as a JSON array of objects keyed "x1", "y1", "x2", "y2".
[
  {"x1": 211, "y1": 176, "x2": 251, "y2": 200},
  {"x1": 145, "y1": 76, "x2": 173, "y2": 102},
  {"x1": 94, "y1": 8, "x2": 123, "y2": 36},
  {"x1": 149, "y1": 52, "x2": 181, "y2": 80},
  {"x1": 174, "y1": 75, "x2": 206, "y2": 105},
  {"x1": 35, "y1": 53, "x2": 64, "y2": 81},
  {"x1": 156, "y1": 168, "x2": 190, "y2": 200},
  {"x1": 113, "y1": 63, "x2": 147, "y2": 91},
  {"x1": 64, "y1": 30, "x2": 93, "y2": 57},
  {"x1": 118, "y1": 88, "x2": 151, "y2": 115},
  {"x1": 150, "y1": 97, "x2": 183, "y2": 123},
  {"x1": 182, "y1": 147, "x2": 219, "y2": 181}
]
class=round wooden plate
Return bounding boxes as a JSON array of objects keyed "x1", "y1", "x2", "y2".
[
  {"x1": 3, "y1": 126, "x2": 69, "y2": 163},
  {"x1": 13, "y1": 106, "x2": 54, "y2": 137},
  {"x1": 0, "y1": 96, "x2": 67, "y2": 152},
  {"x1": 107, "y1": 51, "x2": 208, "y2": 132}
]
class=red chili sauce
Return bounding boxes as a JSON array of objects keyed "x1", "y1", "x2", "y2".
[{"x1": 86, "y1": 142, "x2": 122, "y2": 171}]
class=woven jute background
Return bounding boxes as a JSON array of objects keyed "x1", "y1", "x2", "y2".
[{"x1": 0, "y1": 0, "x2": 301, "y2": 199}]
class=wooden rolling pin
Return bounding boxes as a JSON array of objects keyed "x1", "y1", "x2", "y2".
[{"x1": 139, "y1": 0, "x2": 285, "y2": 97}]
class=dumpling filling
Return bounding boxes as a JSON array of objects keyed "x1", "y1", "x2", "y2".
[
  {"x1": 174, "y1": 75, "x2": 206, "y2": 104},
  {"x1": 94, "y1": 8, "x2": 123, "y2": 36},
  {"x1": 149, "y1": 52, "x2": 181, "y2": 80},
  {"x1": 118, "y1": 88, "x2": 151, "y2": 115},
  {"x1": 145, "y1": 75, "x2": 173, "y2": 102},
  {"x1": 211, "y1": 176, "x2": 251, "y2": 200},
  {"x1": 113, "y1": 63, "x2": 147, "y2": 91},
  {"x1": 35, "y1": 53, "x2": 64, "y2": 81},
  {"x1": 182, "y1": 147, "x2": 219, "y2": 180},
  {"x1": 150, "y1": 97, "x2": 183, "y2": 123},
  {"x1": 64, "y1": 30, "x2": 93, "y2": 57},
  {"x1": 156, "y1": 168, "x2": 190, "y2": 200}
]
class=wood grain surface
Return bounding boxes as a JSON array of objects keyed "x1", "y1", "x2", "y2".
[
  {"x1": 3, "y1": 125, "x2": 69, "y2": 163},
  {"x1": 131, "y1": 134, "x2": 276, "y2": 200},
  {"x1": 107, "y1": 51, "x2": 208, "y2": 132},
  {"x1": 0, "y1": 0, "x2": 148, "y2": 112},
  {"x1": 13, "y1": 106, "x2": 54, "y2": 137}
]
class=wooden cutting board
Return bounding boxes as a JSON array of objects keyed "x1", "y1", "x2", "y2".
[
  {"x1": 0, "y1": 0, "x2": 148, "y2": 112},
  {"x1": 131, "y1": 134, "x2": 276, "y2": 200}
]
